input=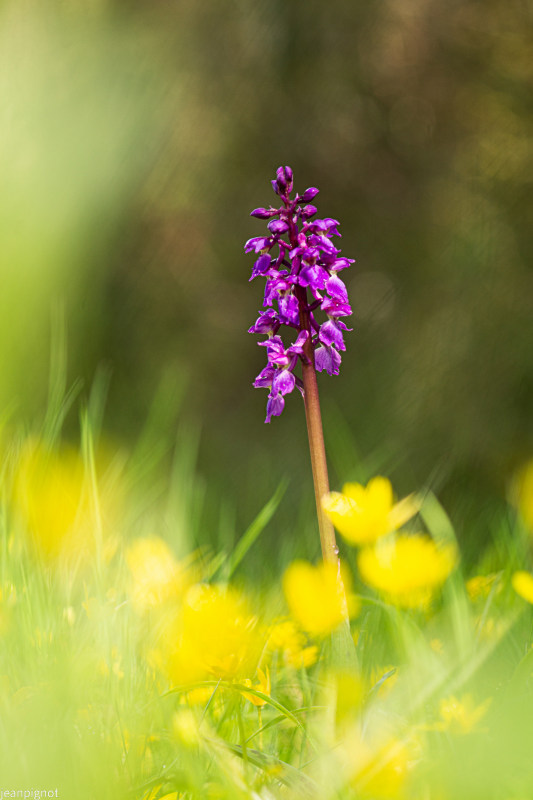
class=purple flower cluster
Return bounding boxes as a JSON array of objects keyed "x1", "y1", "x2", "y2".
[{"x1": 246, "y1": 166, "x2": 354, "y2": 423}]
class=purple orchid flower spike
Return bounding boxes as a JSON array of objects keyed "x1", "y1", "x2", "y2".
[
  {"x1": 245, "y1": 166, "x2": 354, "y2": 423},
  {"x1": 245, "y1": 168, "x2": 359, "y2": 599}
]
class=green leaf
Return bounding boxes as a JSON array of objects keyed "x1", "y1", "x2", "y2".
[{"x1": 224, "y1": 480, "x2": 288, "y2": 578}]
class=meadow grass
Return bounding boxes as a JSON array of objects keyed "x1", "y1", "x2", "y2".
[{"x1": 0, "y1": 380, "x2": 532, "y2": 800}]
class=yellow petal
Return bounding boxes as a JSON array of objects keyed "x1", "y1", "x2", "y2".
[
  {"x1": 283, "y1": 560, "x2": 353, "y2": 637},
  {"x1": 358, "y1": 534, "x2": 456, "y2": 608},
  {"x1": 366, "y1": 476, "x2": 394, "y2": 511},
  {"x1": 512, "y1": 570, "x2": 533, "y2": 604}
]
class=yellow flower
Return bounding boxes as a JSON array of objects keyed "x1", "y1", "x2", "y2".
[
  {"x1": 358, "y1": 534, "x2": 456, "y2": 608},
  {"x1": 156, "y1": 583, "x2": 262, "y2": 684},
  {"x1": 437, "y1": 694, "x2": 491, "y2": 734},
  {"x1": 282, "y1": 560, "x2": 358, "y2": 638},
  {"x1": 268, "y1": 619, "x2": 318, "y2": 668},
  {"x1": 322, "y1": 476, "x2": 419, "y2": 545},
  {"x1": 126, "y1": 536, "x2": 189, "y2": 612},
  {"x1": 466, "y1": 573, "x2": 499, "y2": 602},
  {"x1": 344, "y1": 734, "x2": 415, "y2": 799},
  {"x1": 12, "y1": 439, "x2": 88, "y2": 559},
  {"x1": 511, "y1": 570, "x2": 533, "y2": 604},
  {"x1": 242, "y1": 667, "x2": 271, "y2": 706},
  {"x1": 12, "y1": 438, "x2": 119, "y2": 563}
]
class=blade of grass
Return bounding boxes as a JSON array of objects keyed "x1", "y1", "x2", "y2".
[{"x1": 223, "y1": 480, "x2": 288, "y2": 579}]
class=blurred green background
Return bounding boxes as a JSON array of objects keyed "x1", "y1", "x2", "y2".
[{"x1": 1, "y1": 0, "x2": 532, "y2": 556}]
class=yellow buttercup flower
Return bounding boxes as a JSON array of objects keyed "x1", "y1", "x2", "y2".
[
  {"x1": 242, "y1": 667, "x2": 271, "y2": 706},
  {"x1": 283, "y1": 560, "x2": 358, "y2": 638},
  {"x1": 156, "y1": 583, "x2": 262, "y2": 685},
  {"x1": 437, "y1": 694, "x2": 491, "y2": 735},
  {"x1": 511, "y1": 570, "x2": 533, "y2": 604},
  {"x1": 12, "y1": 439, "x2": 88, "y2": 559},
  {"x1": 12, "y1": 438, "x2": 119, "y2": 563},
  {"x1": 466, "y1": 573, "x2": 499, "y2": 602},
  {"x1": 322, "y1": 476, "x2": 419, "y2": 546},
  {"x1": 343, "y1": 733, "x2": 415, "y2": 799},
  {"x1": 358, "y1": 534, "x2": 456, "y2": 608},
  {"x1": 267, "y1": 619, "x2": 318, "y2": 668},
  {"x1": 126, "y1": 536, "x2": 190, "y2": 612}
]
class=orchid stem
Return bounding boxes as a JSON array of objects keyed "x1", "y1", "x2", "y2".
[{"x1": 295, "y1": 286, "x2": 339, "y2": 565}]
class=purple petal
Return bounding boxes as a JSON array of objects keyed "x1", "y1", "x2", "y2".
[
  {"x1": 278, "y1": 293, "x2": 300, "y2": 326},
  {"x1": 300, "y1": 204, "x2": 317, "y2": 219},
  {"x1": 323, "y1": 218, "x2": 341, "y2": 237},
  {"x1": 328, "y1": 257, "x2": 355, "y2": 272},
  {"x1": 267, "y1": 219, "x2": 290, "y2": 235},
  {"x1": 319, "y1": 319, "x2": 346, "y2": 351},
  {"x1": 244, "y1": 236, "x2": 273, "y2": 254},
  {"x1": 287, "y1": 329, "x2": 309, "y2": 355},
  {"x1": 273, "y1": 369, "x2": 296, "y2": 396},
  {"x1": 265, "y1": 392, "x2": 285, "y2": 423},
  {"x1": 299, "y1": 264, "x2": 329, "y2": 292},
  {"x1": 250, "y1": 207, "x2": 278, "y2": 219},
  {"x1": 275, "y1": 166, "x2": 293, "y2": 194},
  {"x1": 321, "y1": 296, "x2": 352, "y2": 318},
  {"x1": 299, "y1": 187, "x2": 319, "y2": 203},
  {"x1": 258, "y1": 336, "x2": 290, "y2": 367},
  {"x1": 307, "y1": 219, "x2": 329, "y2": 233},
  {"x1": 248, "y1": 309, "x2": 279, "y2": 334},
  {"x1": 249, "y1": 253, "x2": 272, "y2": 281},
  {"x1": 325, "y1": 274, "x2": 349, "y2": 303},
  {"x1": 264, "y1": 272, "x2": 291, "y2": 307},
  {"x1": 253, "y1": 364, "x2": 275, "y2": 388},
  {"x1": 308, "y1": 234, "x2": 341, "y2": 256},
  {"x1": 315, "y1": 345, "x2": 342, "y2": 376}
]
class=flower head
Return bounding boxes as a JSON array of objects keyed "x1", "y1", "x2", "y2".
[
  {"x1": 282, "y1": 559, "x2": 358, "y2": 637},
  {"x1": 436, "y1": 694, "x2": 491, "y2": 735},
  {"x1": 154, "y1": 583, "x2": 262, "y2": 685},
  {"x1": 511, "y1": 570, "x2": 533, "y2": 603},
  {"x1": 246, "y1": 166, "x2": 354, "y2": 422},
  {"x1": 322, "y1": 476, "x2": 420, "y2": 545},
  {"x1": 358, "y1": 533, "x2": 456, "y2": 608}
]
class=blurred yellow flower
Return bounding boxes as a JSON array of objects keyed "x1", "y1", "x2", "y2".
[
  {"x1": 157, "y1": 583, "x2": 262, "y2": 684},
  {"x1": 242, "y1": 667, "x2": 271, "y2": 706},
  {"x1": 322, "y1": 476, "x2": 419, "y2": 545},
  {"x1": 466, "y1": 573, "x2": 499, "y2": 602},
  {"x1": 345, "y1": 734, "x2": 415, "y2": 799},
  {"x1": 283, "y1": 560, "x2": 358, "y2": 638},
  {"x1": 12, "y1": 439, "x2": 87, "y2": 559},
  {"x1": 12, "y1": 438, "x2": 119, "y2": 563},
  {"x1": 267, "y1": 619, "x2": 318, "y2": 668},
  {"x1": 511, "y1": 570, "x2": 533, "y2": 604},
  {"x1": 358, "y1": 534, "x2": 456, "y2": 608},
  {"x1": 126, "y1": 536, "x2": 189, "y2": 612},
  {"x1": 437, "y1": 694, "x2": 491, "y2": 734}
]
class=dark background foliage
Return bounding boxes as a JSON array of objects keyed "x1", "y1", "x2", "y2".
[{"x1": 2, "y1": 0, "x2": 532, "y2": 557}]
